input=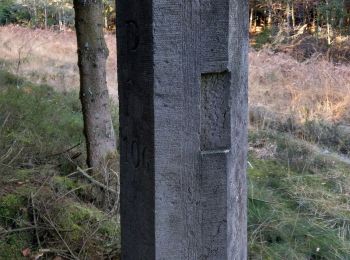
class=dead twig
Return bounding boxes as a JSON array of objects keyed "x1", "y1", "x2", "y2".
[
  {"x1": 31, "y1": 192, "x2": 41, "y2": 248},
  {"x1": 41, "y1": 210, "x2": 79, "y2": 260},
  {"x1": 0, "y1": 163, "x2": 13, "y2": 169},
  {"x1": 0, "y1": 142, "x2": 15, "y2": 163},
  {"x1": 33, "y1": 175, "x2": 51, "y2": 198},
  {"x1": 66, "y1": 167, "x2": 93, "y2": 178},
  {"x1": 76, "y1": 167, "x2": 117, "y2": 194},
  {"x1": 0, "y1": 226, "x2": 37, "y2": 236},
  {"x1": 55, "y1": 185, "x2": 88, "y2": 202},
  {"x1": 0, "y1": 226, "x2": 61, "y2": 236},
  {"x1": 78, "y1": 219, "x2": 105, "y2": 258},
  {"x1": 45, "y1": 143, "x2": 81, "y2": 158},
  {"x1": 0, "y1": 112, "x2": 10, "y2": 135},
  {"x1": 110, "y1": 168, "x2": 120, "y2": 215},
  {"x1": 7, "y1": 146, "x2": 24, "y2": 166}
]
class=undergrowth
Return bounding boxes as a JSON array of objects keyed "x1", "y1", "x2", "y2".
[
  {"x1": 248, "y1": 130, "x2": 350, "y2": 259},
  {"x1": 1, "y1": 68, "x2": 350, "y2": 259},
  {"x1": 0, "y1": 70, "x2": 120, "y2": 259}
]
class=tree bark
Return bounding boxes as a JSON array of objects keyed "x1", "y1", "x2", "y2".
[{"x1": 73, "y1": 0, "x2": 116, "y2": 177}]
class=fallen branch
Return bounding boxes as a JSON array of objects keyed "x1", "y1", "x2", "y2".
[
  {"x1": 46, "y1": 143, "x2": 81, "y2": 158},
  {"x1": 0, "y1": 226, "x2": 60, "y2": 236},
  {"x1": 76, "y1": 167, "x2": 117, "y2": 194},
  {"x1": 66, "y1": 167, "x2": 93, "y2": 178},
  {"x1": 31, "y1": 192, "x2": 41, "y2": 248},
  {"x1": 0, "y1": 226, "x2": 37, "y2": 236},
  {"x1": 110, "y1": 169, "x2": 120, "y2": 215}
]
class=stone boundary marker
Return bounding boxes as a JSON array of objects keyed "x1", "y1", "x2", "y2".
[{"x1": 117, "y1": 1, "x2": 248, "y2": 259}]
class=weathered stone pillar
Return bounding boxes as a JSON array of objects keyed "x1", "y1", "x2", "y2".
[{"x1": 117, "y1": 1, "x2": 248, "y2": 259}]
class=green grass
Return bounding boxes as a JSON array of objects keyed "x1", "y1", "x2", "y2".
[
  {"x1": 248, "y1": 130, "x2": 350, "y2": 259},
  {"x1": 0, "y1": 70, "x2": 84, "y2": 159},
  {"x1": 0, "y1": 70, "x2": 120, "y2": 259}
]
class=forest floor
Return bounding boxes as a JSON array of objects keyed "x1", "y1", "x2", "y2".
[{"x1": 1, "y1": 25, "x2": 350, "y2": 259}]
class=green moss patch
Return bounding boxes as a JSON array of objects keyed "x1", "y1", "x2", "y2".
[{"x1": 0, "y1": 194, "x2": 26, "y2": 226}]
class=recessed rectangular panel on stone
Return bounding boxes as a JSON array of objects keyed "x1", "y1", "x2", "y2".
[
  {"x1": 200, "y1": 72, "x2": 231, "y2": 151},
  {"x1": 200, "y1": 0, "x2": 229, "y2": 73}
]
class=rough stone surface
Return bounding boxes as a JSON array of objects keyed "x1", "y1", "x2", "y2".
[
  {"x1": 117, "y1": 0, "x2": 248, "y2": 259},
  {"x1": 200, "y1": 0, "x2": 229, "y2": 73},
  {"x1": 201, "y1": 72, "x2": 231, "y2": 151}
]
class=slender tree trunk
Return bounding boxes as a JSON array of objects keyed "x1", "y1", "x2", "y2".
[
  {"x1": 339, "y1": 0, "x2": 345, "y2": 33},
  {"x1": 304, "y1": 2, "x2": 308, "y2": 24},
  {"x1": 33, "y1": 0, "x2": 37, "y2": 27},
  {"x1": 105, "y1": 16, "x2": 108, "y2": 29},
  {"x1": 267, "y1": 3, "x2": 272, "y2": 28},
  {"x1": 44, "y1": 0, "x2": 47, "y2": 30},
  {"x1": 73, "y1": 0, "x2": 116, "y2": 177},
  {"x1": 286, "y1": 0, "x2": 292, "y2": 34},
  {"x1": 314, "y1": 9, "x2": 319, "y2": 36},
  {"x1": 326, "y1": 0, "x2": 331, "y2": 44},
  {"x1": 291, "y1": 2, "x2": 295, "y2": 28},
  {"x1": 62, "y1": 5, "x2": 66, "y2": 31},
  {"x1": 58, "y1": 8, "x2": 62, "y2": 31},
  {"x1": 249, "y1": 8, "x2": 254, "y2": 32}
]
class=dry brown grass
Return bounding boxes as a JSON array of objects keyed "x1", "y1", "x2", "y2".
[
  {"x1": 1, "y1": 25, "x2": 350, "y2": 125},
  {"x1": 249, "y1": 49, "x2": 350, "y2": 125},
  {"x1": 0, "y1": 25, "x2": 117, "y2": 98}
]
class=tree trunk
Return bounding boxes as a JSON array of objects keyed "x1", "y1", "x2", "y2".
[
  {"x1": 339, "y1": 0, "x2": 345, "y2": 33},
  {"x1": 62, "y1": 6, "x2": 66, "y2": 31},
  {"x1": 286, "y1": 0, "x2": 292, "y2": 34},
  {"x1": 58, "y1": 8, "x2": 62, "y2": 31},
  {"x1": 326, "y1": 0, "x2": 332, "y2": 45},
  {"x1": 250, "y1": 8, "x2": 254, "y2": 32},
  {"x1": 33, "y1": 0, "x2": 37, "y2": 27},
  {"x1": 105, "y1": 16, "x2": 108, "y2": 29},
  {"x1": 73, "y1": 0, "x2": 116, "y2": 177},
  {"x1": 267, "y1": 2, "x2": 272, "y2": 28},
  {"x1": 291, "y1": 2, "x2": 295, "y2": 28},
  {"x1": 44, "y1": 0, "x2": 47, "y2": 30}
]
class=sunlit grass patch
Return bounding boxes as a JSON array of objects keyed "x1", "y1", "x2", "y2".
[
  {"x1": 248, "y1": 130, "x2": 350, "y2": 259},
  {"x1": 0, "y1": 70, "x2": 84, "y2": 167}
]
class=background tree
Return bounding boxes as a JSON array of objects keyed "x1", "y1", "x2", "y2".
[
  {"x1": 249, "y1": 0, "x2": 349, "y2": 44},
  {"x1": 73, "y1": 0, "x2": 116, "y2": 178},
  {"x1": 0, "y1": 0, "x2": 115, "y2": 30}
]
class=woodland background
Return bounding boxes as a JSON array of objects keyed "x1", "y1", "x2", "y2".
[{"x1": 1, "y1": 0, "x2": 350, "y2": 259}]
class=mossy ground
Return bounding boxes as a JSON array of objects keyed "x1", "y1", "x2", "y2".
[{"x1": 0, "y1": 71, "x2": 120, "y2": 259}]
